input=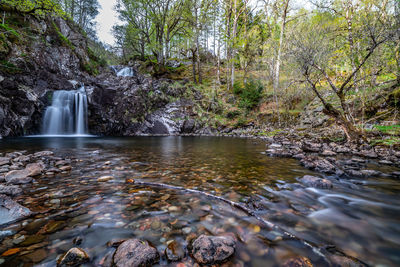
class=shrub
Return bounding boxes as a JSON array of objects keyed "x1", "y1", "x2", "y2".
[{"x1": 233, "y1": 79, "x2": 263, "y2": 110}]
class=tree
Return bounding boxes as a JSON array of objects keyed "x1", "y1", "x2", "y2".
[
  {"x1": 289, "y1": 1, "x2": 397, "y2": 141},
  {"x1": 0, "y1": 0, "x2": 63, "y2": 17}
]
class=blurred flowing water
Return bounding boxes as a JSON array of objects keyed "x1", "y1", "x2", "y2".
[{"x1": 0, "y1": 137, "x2": 399, "y2": 266}]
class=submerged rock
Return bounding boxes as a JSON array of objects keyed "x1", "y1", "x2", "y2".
[
  {"x1": 57, "y1": 247, "x2": 90, "y2": 267},
  {"x1": 0, "y1": 184, "x2": 23, "y2": 196},
  {"x1": 282, "y1": 256, "x2": 313, "y2": 267},
  {"x1": 165, "y1": 240, "x2": 185, "y2": 261},
  {"x1": 299, "y1": 175, "x2": 333, "y2": 189},
  {"x1": 191, "y1": 235, "x2": 236, "y2": 264},
  {"x1": 0, "y1": 194, "x2": 31, "y2": 225},
  {"x1": 113, "y1": 239, "x2": 159, "y2": 267}
]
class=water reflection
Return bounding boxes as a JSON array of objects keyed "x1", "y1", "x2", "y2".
[{"x1": 0, "y1": 137, "x2": 399, "y2": 266}]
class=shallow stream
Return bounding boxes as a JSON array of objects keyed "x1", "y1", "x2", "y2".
[{"x1": 0, "y1": 137, "x2": 399, "y2": 266}]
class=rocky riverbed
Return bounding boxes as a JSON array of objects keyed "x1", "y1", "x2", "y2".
[{"x1": 0, "y1": 136, "x2": 399, "y2": 266}]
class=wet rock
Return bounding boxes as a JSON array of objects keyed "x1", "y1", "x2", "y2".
[
  {"x1": 0, "y1": 194, "x2": 31, "y2": 225},
  {"x1": 43, "y1": 221, "x2": 66, "y2": 234},
  {"x1": 26, "y1": 162, "x2": 45, "y2": 176},
  {"x1": 0, "y1": 157, "x2": 10, "y2": 166},
  {"x1": 14, "y1": 155, "x2": 31, "y2": 163},
  {"x1": 302, "y1": 142, "x2": 321, "y2": 153},
  {"x1": 23, "y1": 248, "x2": 47, "y2": 263},
  {"x1": 191, "y1": 235, "x2": 236, "y2": 265},
  {"x1": 282, "y1": 256, "x2": 313, "y2": 267},
  {"x1": 299, "y1": 175, "x2": 333, "y2": 189},
  {"x1": 73, "y1": 236, "x2": 83, "y2": 246},
  {"x1": 351, "y1": 157, "x2": 366, "y2": 163},
  {"x1": 0, "y1": 184, "x2": 22, "y2": 196},
  {"x1": 379, "y1": 160, "x2": 393, "y2": 165},
  {"x1": 59, "y1": 166, "x2": 72, "y2": 172},
  {"x1": 359, "y1": 150, "x2": 378, "y2": 158},
  {"x1": 24, "y1": 219, "x2": 47, "y2": 234},
  {"x1": 346, "y1": 169, "x2": 364, "y2": 177},
  {"x1": 34, "y1": 151, "x2": 54, "y2": 157},
  {"x1": 57, "y1": 247, "x2": 90, "y2": 267},
  {"x1": 20, "y1": 235, "x2": 46, "y2": 246},
  {"x1": 113, "y1": 239, "x2": 159, "y2": 267},
  {"x1": 5, "y1": 169, "x2": 32, "y2": 184},
  {"x1": 300, "y1": 156, "x2": 337, "y2": 174},
  {"x1": 328, "y1": 254, "x2": 367, "y2": 267},
  {"x1": 107, "y1": 238, "x2": 126, "y2": 248},
  {"x1": 165, "y1": 240, "x2": 185, "y2": 261},
  {"x1": 360, "y1": 170, "x2": 381, "y2": 177},
  {"x1": 97, "y1": 176, "x2": 113, "y2": 182},
  {"x1": 391, "y1": 171, "x2": 400, "y2": 178},
  {"x1": 321, "y1": 150, "x2": 337, "y2": 156}
]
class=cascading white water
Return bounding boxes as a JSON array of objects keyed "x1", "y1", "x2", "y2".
[
  {"x1": 116, "y1": 67, "x2": 134, "y2": 77},
  {"x1": 42, "y1": 87, "x2": 88, "y2": 135}
]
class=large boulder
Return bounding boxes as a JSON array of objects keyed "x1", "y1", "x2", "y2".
[
  {"x1": 0, "y1": 194, "x2": 31, "y2": 225},
  {"x1": 191, "y1": 235, "x2": 236, "y2": 265},
  {"x1": 26, "y1": 162, "x2": 45, "y2": 176},
  {"x1": 113, "y1": 239, "x2": 159, "y2": 267},
  {"x1": 5, "y1": 169, "x2": 32, "y2": 184}
]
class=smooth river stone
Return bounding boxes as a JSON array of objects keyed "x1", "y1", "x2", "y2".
[
  {"x1": 0, "y1": 194, "x2": 31, "y2": 225},
  {"x1": 113, "y1": 239, "x2": 159, "y2": 267},
  {"x1": 5, "y1": 169, "x2": 32, "y2": 184}
]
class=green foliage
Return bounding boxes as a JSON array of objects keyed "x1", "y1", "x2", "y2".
[
  {"x1": 0, "y1": 24, "x2": 20, "y2": 38},
  {"x1": 82, "y1": 60, "x2": 99, "y2": 75},
  {"x1": 373, "y1": 125, "x2": 400, "y2": 135},
  {"x1": 233, "y1": 79, "x2": 264, "y2": 110},
  {"x1": 0, "y1": 59, "x2": 21, "y2": 73},
  {"x1": 0, "y1": 0, "x2": 64, "y2": 17},
  {"x1": 51, "y1": 21, "x2": 74, "y2": 50}
]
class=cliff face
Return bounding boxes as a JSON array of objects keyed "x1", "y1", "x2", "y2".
[
  {"x1": 0, "y1": 15, "x2": 94, "y2": 137},
  {"x1": 0, "y1": 15, "x2": 205, "y2": 137}
]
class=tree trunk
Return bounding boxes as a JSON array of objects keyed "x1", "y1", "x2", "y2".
[{"x1": 273, "y1": 0, "x2": 290, "y2": 124}]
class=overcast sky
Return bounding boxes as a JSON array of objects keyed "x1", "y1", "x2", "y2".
[
  {"x1": 94, "y1": 0, "x2": 312, "y2": 46},
  {"x1": 95, "y1": 0, "x2": 119, "y2": 45}
]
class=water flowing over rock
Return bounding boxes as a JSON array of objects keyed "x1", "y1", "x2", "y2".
[
  {"x1": 117, "y1": 67, "x2": 135, "y2": 77},
  {"x1": 42, "y1": 87, "x2": 88, "y2": 135},
  {"x1": 113, "y1": 239, "x2": 159, "y2": 267}
]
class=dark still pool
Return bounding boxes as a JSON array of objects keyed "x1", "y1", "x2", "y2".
[{"x1": 0, "y1": 137, "x2": 399, "y2": 266}]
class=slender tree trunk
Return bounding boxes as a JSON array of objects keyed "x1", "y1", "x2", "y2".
[{"x1": 273, "y1": 0, "x2": 290, "y2": 124}]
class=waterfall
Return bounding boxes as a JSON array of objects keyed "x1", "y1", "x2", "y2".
[
  {"x1": 42, "y1": 86, "x2": 88, "y2": 135},
  {"x1": 117, "y1": 67, "x2": 134, "y2": 77}
]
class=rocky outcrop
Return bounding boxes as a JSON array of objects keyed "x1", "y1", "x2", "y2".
[
  {"x1": 0, "y1": 15, "x2": 97, "y2": 137},
  {"x1": 87, "y1": 71, "x2": 204, "y2": 136},
  {"x1": 0, "y1": 14, "x2": 206, "y2": 137}
]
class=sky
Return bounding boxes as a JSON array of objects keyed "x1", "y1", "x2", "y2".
[
  {"x1": 94, "y1": 0, "x2": 312, "y2": 46},
  {"x1": 95, "y1": 0, "x2": 119, "y2": 45}
]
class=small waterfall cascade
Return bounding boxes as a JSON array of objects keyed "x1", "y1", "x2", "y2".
[
  {"x1": 42, "y1": 86, "x2": 88, "y2": 135},
  {"x1": 111, "y1": 66, "x2": 135, "y2": 77}
]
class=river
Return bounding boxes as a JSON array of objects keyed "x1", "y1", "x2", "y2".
[{"x1": 0, "y1": 136, "x2": 399, "y2": 266}]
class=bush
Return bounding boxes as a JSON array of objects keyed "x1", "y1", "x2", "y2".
[{"x1": 233, "y1": 79, "x2": 263, "y2": 110}]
